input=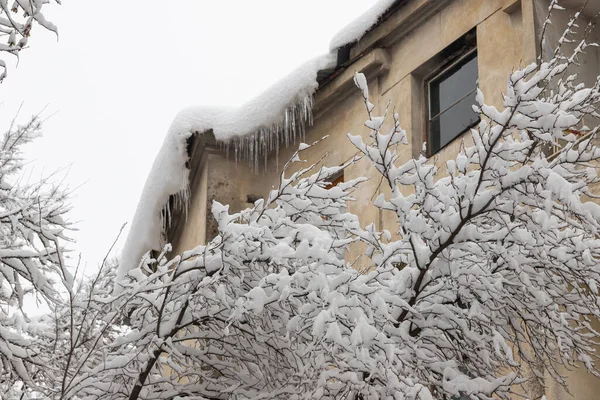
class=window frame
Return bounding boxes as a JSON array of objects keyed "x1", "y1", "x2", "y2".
[
  {"x1": 325, "y1": 170, "x2": 344, "y2": 190},
  {"x1": 423, "y1": 35, "x2": 479, "y2": 156}
]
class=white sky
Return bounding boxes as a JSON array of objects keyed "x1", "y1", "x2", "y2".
[{"x1": 0, "y1": 1, "x2": 379, "y2": 273}]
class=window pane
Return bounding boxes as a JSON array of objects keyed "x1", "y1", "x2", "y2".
[
  {"x1": 430, "y1": 53, "x2": 478, "y2": 116},
  {"x1": 429, "y1": 89, "x2": 478, "y2": 152}
]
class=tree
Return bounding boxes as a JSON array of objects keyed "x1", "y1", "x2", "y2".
[
  {"x1": 0, "y1": 0, "x2": 60, "y2": 82},
  {"x1": 0, "y1": 113, "x2": 72, "y2": 398},
  {"x1": 40, "y1": 6, "x2": 600, "y2": 400}
]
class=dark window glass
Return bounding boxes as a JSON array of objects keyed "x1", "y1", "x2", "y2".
[{"x1": 428, "y1": 51, "x2": 479, "y2": 154}]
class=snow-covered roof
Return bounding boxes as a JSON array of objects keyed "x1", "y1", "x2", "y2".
[
  {"x1": 117, "y1": 0, "x2": 401, "y2": 282},
  {"x1": 329, "y1": 0, "x2": 399, "y2": 51},
  {"x1": 117, "y1": 54, "x2": 335, "y2": 283}
]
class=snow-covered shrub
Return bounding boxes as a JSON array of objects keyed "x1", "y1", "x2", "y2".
[{"x1": 42, "y1": 6, "x2": 600, "y2": 400}]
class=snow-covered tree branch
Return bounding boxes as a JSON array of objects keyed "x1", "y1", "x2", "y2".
[
  {"x1": 0, "y1": 113, "x2": 73, "y2": 397},
  {"x1": 31, "y1": 8, "x2": 600, "y2": 400},
  {"x1": 0, "y1": 0, "x2": 60, "y2": 82}
]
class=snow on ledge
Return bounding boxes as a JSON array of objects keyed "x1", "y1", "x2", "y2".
[
  {"x1": 329, "y1": 0, "x2": 398, "y2": 51},
  {"x1": 117, "y1": 53, "x2": 336, "y2": 283}
]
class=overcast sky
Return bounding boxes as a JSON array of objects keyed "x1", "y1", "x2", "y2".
[{"x1": 0, "y1": 1, "x2": 379, "y2": 274}]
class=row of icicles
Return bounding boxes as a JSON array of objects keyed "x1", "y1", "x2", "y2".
[{"x1": 218, "y1": 95, "x2": 315, "y2": 171}]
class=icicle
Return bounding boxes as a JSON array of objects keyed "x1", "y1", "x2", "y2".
[{"x1": 157, "y1": 182, "x2": 189, "y2": 248}]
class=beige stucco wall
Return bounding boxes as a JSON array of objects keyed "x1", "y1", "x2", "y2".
[
  {"x1": 169, "y1": 0, "x2": 600, "y2": 398},
  {"x1": 544, "y1": 317, "x2": 600, "y2": 400}
]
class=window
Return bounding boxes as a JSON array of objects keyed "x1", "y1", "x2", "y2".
[
  {"x1": 325, "y1": 171, "x2": 344, "y2": 190},
  {"x1": 427, "y1": 44, "x2": 479, "y2": 154}
]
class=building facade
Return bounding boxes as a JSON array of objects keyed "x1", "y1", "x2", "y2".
[{"x1": 150, "y1": 0, "x2": 600, "y2": 398}]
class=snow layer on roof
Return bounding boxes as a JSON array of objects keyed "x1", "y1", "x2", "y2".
[
  {"x1": 329, "y1": 0, "x2": 398, "y2": 51},
  {"x1": 117, "y1": 53, "x2": 336, "y2": 283}
]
